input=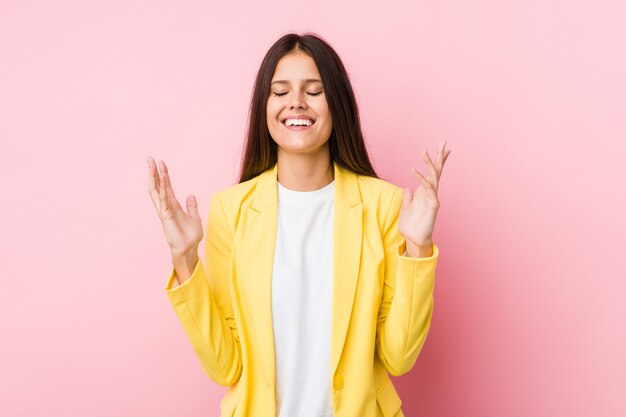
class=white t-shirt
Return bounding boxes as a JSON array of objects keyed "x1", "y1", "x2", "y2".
[{"x1": 271, "y1": 178, "x2": 336, "y2": 417}]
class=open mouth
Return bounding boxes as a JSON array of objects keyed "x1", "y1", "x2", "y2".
[{"x1": 281, "y1": 117, "x2": 316, "y2": 128}]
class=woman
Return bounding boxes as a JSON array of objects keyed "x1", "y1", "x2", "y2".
[{"x1": 147, "y1": 32, "x2": 450, "y2": 417}]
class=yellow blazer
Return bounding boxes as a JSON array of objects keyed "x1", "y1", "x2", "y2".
[{"x1": 165, "y1": 161, "x2": 439, "y2": 417}]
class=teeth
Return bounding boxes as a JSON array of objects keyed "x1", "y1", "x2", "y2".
[{"x1": 284, "y1": 118, "x2": 313, "y2": 127}]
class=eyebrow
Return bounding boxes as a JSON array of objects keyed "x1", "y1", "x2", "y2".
[{"x1": 270, "y1": 78, "x2": 322, "y2": 85}]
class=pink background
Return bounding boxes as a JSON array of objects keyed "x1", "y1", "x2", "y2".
[{"x1": 1, "y1": 0, "x2": 624, "y2": 416}]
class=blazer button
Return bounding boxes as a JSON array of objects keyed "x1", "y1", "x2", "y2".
[{"x1": 334, "y1": 374, "x2": 344, "y2": 390}]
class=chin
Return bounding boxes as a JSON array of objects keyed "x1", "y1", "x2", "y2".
[{"x1": 279, "y1": 141, "x2": 330, "y2": 155}]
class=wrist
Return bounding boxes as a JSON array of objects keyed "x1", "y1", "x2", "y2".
[
  {"x1": 171, "y1": 248, "x2": 199, "y2": 272},
  {"x1": 171, "y1": 244, "x2": 199, "y2": 259},
  {"x1": 405, "y1": 239, "x2": 433, "y2": 258}
]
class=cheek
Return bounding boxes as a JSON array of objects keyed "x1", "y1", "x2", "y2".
[
  {"x1": 266, "y1": 100, "x2": 278, "y2": 117},
  {"x1": 318, "y1": 103, "x2": 331, "y2": 122},
  {"x1": 320, "y1": 108, "x2": 332, "y2": 128}
]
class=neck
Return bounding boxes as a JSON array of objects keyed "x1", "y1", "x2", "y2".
[{"x1": 276, "y1": 148, "x2": 334, "y2": 191}]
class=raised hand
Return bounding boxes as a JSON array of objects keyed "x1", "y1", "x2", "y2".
[
  {"x1": 398, "y1": 141, "x2": 451, "y2": 257},
  {"x1": 146, "y1": 157, "x2": 203, "y2": 258}
]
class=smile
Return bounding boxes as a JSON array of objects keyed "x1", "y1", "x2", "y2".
[
  {"x1": 282, "y1": 118, "x2": 314, "y2": 127},
  {"x1": 282, "y1": 118, "x2": 315, "y2": 130}
]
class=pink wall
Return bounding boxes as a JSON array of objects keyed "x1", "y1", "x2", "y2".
[{"x1": 1, "y1": 0, "x2": 624, "y2": 416}]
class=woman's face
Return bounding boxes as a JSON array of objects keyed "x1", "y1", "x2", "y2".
[{"x1": 266, "y1": 50, "x2": 333, "y2": 157}]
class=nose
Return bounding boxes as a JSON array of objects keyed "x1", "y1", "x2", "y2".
[{"x1": 289, "y1": 90, "x2": 307, "y2": 110}]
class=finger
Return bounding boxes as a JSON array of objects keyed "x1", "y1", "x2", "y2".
[
  {"x1": 186, "y1": 195, "x2": 200, "y2": 219},
  {"x1": 440, "y1": 150, "x2": 452, "y2": 169},
  {"x1": 437, "y1": 141, "x2": 447, "y2": 172},
  {"x1": 158, "y1": 164, "x2": 169, "y2": 218},
  {"x1": 160, "y1": 160, "x2": 177, "y2": 200},
  {"x1": 160, "y1": 160, "x2": 185, "y2": 220},
  {"x1": 149, "y1": 156, "x2": 162, "y2": 192},
  {"x1": 152, "y1": 157, "x2": 162, "y2": 189},
  {"x1": 412, "y1": 168, "x2": 438, "y2": 201},
  {"x1": 147, "y1": 157, "x2": 160, "y2": 209},
  {"x1": 402, "y1": 187, "x2": 413, "y2": 209},
  {"x1": 435, "y1": 150, "x2": 452, "y2": 187},
  {"x1": 421, "y1": 150, "x2": 439, "y2": 191}
]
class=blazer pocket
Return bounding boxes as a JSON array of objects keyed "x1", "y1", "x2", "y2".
[{"x1": 376, "y1": 378, "x2": 402, "y2": 417}]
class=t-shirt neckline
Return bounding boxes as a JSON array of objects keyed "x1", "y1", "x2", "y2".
[{"x1": 277, "y1": 180, "x2": 335, "y2": 206}]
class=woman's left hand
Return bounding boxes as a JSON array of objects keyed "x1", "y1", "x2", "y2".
[{"x1": 398, "y1": 140, "x2": 451, "y2": 257}]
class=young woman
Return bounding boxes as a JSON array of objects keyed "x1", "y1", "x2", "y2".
[{"x1": 147, "y1": 32, "x2": 450, "y2": 417}]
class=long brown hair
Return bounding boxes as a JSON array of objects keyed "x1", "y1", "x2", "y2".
[{"x1": 238, "y1": 32, "x2": 379, "y2": 183}]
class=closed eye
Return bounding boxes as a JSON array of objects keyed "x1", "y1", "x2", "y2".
[{"x1": 272, "y1": 91, "x2": 323, "y2": 97}]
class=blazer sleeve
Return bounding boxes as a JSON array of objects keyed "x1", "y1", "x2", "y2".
[
  {"x1": 375, "y1": 187, "x2": 439, "y2": 376},
  {"x1": 164, "y1": 192, "x2": 243, "y2": 386}
]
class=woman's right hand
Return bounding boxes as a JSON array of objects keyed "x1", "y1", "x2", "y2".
[{"x1": 147, "y1": 156, "x2": 203, "y2": 258}]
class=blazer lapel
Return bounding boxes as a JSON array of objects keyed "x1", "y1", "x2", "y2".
[
  {"x1": 244, "y1": 162, "x2": 279, "y2": 387},
  {"x1": 243, "y1": 161, "x2": 363, "y2": 386},
  {"x1": 329, "y1": 163, "x2": 363, "y2": 376}
]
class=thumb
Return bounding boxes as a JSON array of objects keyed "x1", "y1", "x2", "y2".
[
  {"x1": 186, "y1": 195, "x2": 200, "y2": 218},
  {"x1": 402, "y1": 187, "x2": 413, "y2": 209}
]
